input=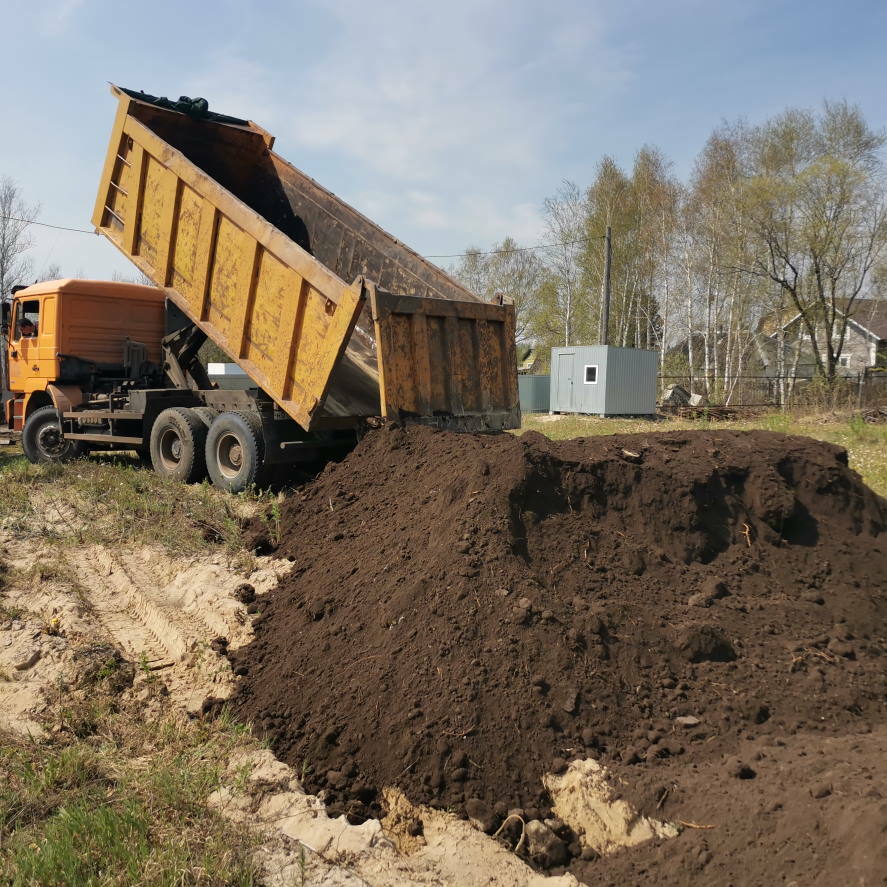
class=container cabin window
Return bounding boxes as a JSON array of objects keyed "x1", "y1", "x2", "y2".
[{"x1": 584, "y1": 364, "x2": 598, "y2": 384}]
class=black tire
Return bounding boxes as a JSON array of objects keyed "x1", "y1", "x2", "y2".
[
  {"x1": 149, "y1": 407, "x2": 209, "y2": 483},
  {"x1": 205, "y1": 411, "x2": 264, "y2": 493},
  {"x1": 22, "y1": 405, "x2": 85, "y2": 464},
  {"x1": 191, "y1": 406, "x2": 217, "y2": 429}
]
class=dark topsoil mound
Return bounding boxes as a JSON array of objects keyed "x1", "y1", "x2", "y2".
[{"x1": 229, "y1": 426, "x2": 887, "y2": 883}]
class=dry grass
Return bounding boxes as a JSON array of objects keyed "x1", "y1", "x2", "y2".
[
  {"x1": 518, "y1": 411, "x2": 887, "y2": 497},
  {"x1": 0, "y1": 447, "x2": 274, "y2": 560}
]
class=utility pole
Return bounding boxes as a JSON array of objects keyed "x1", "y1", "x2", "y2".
[{"x1": 601, "y1": 225, "x2": 612, "y2": 346}]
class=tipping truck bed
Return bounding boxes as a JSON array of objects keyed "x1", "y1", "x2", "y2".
[{"x1": 92, "y1": 86, "x2": 520, "y2": 432}]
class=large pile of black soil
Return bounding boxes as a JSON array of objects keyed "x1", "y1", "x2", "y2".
[{"x1": 228, "y1": 425, "x2": 887, "y2": 881}]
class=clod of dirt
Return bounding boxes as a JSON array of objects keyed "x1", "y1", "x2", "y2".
[
  {"x1": 464, "y1": 797, "x2": 496, "y2": 834},
  {"x1": 525, "y1": 819, "x2": 570, "y2": 867},
  {"x1": 688, "y1": 578, "x2": 730, "y2": 607},
  {"x1": 228, "y1": 425, "x2": 887, "y2": 877},
  {"x1": 677, "y1": 624, "x2": 737, "y2": 662},
  {"x1": 233, "y1": 582, "x2": 257, "y2": 604},
  {"x1": 726, "y1": 757, "x2": 757, "y2": 779},
  {"x1": 13, "y1": 648, "x2": 41, "y2": 670}
]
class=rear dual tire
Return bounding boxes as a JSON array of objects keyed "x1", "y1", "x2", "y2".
[
  {"x1": 149, "y1": 407, "x2": 209, "y2": 483},
  {"x1": 205, "y1": 411, "x2": 264, "y2": 494},
  {"x1": 148, "y1": 407, "x2": 265, "y2": 493}
]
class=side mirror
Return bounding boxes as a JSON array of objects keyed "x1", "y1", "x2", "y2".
[{"x1": 1, "y1": 301, "x2": 9, "y2": 335}]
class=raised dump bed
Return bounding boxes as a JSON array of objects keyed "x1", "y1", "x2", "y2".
[{"x1": 92, "y1": 85, "x2": 520, "y2": 432}]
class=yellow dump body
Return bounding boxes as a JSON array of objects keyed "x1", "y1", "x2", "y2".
[{"x1": 92, "y1": 86, "x2": 520, "y2": 432}]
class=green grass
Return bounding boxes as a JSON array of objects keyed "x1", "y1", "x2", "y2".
[
  {"x1": 0, "y1": 683, "x2": 262, "y2": 886},
  {"x1": 0, "y1": 448, "x2": 272, "y2": 558},
  {"x1": 518, "y1": 412, "x2": 887, "y2": 497}
]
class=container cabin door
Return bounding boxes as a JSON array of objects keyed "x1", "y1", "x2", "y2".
[{"x1": 557, "y1": 352, "x2": 575, "y2": 412}]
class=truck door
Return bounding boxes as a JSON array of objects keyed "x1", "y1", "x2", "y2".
[{"x1": 7, "y1": 298, "x2": 44, "y2": 393}]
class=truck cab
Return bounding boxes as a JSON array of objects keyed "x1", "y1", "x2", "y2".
[
  {"x1": 2, "y1": 278, "x2": 166, "y2": 432},
  {"x1": 2, "y1": 277, "x2": 353, "y2": 490}
]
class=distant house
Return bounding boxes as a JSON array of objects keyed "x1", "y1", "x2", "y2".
[
  {"x1": 755, "y1": 299, "x2": 887, "y2": 378},
  {"x1": 517, "y1": 345, "x2": 542, "y2": 374}
]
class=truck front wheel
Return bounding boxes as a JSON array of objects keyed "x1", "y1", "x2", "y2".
[
  {"x1": 205, "y1": 411, "x2": 264, "y2": 493},
  {"x1": 22, "y1": 406, "x2": 85, "y2": 464},
  {"x1": 149, "y1": 407, "x2": 208, "y2": 483}
]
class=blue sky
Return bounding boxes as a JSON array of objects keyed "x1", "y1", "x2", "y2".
[{"x1": 1, "y1": 0, "x2": 885, "y2": 283}]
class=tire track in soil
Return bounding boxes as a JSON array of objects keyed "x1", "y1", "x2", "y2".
[
  {"x1": 69, "y1": 548, "x2": 228, "y2": 669},
  {"x1": 112, "y1": 552, "x2": 225, "y2": 644},
  {"x1": 70, "y1": 550, "x2": 178, "y2": 668}
]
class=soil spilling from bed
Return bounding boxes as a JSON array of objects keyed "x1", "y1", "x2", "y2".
[{"x1": 228, "y1": 425, "x2": 887, "y2": 883}]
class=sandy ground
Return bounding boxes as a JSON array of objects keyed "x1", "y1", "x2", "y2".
[{"x1": 0, "y1": 531, "x2": 680, "y2": 886}]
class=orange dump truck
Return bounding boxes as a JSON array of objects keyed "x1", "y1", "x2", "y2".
[{"x1": 1, "y1": 85, "x2": 520, "y2": 490}]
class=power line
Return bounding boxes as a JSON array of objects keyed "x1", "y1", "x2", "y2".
[
  {"x1": 0, "y1": 215, "x2": 97, "y2": 234},
  {"x1": 424, "y1": 235, "x2": 605, "y2": 259},
  {"x1": 1, "y1": 214, "x2": 607, "y2": 258}
]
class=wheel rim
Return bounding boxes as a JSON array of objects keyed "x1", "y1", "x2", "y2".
[
  {"x1": 159, "y1": 427, "x2": 184, "y2": 471},
  {"x1": 216, "y1": 432, "x2": 244, "y2": 480},
  {"x1": 37, "y1": 421, "x2": 67, "y2": 458}
]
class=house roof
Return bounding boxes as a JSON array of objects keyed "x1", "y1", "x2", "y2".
[
  {"x1": 853, "y1": 300, "x2": 887, "y2": 340},
  {"x1": 758, "y1": 299, "x2": 887, "y2": 341}
]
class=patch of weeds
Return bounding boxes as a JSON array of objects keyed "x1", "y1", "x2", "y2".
[
  {"x1": 75, "y1": 644, "x2": 135, "y2": 695},
  {"x1": 846, "y1": 413, "x2": 873, "y2": 441},
  {"x1": 8, "y1": 799, "x2": 151, "y2": 885},
  {"x1": 23, "y1": 559, "x2": 67, "y2": 584},
  {"x1": 266, "y1": 499, "x2": 283, "y2": 548},
  {"x1": 0, "y1": 742, "x2": 109, "y2": 834},
  {"x1": 38, "y1": 613, "x2": 62, "y2": 637},
  {"x1": 137, "y1": 651, "x2": 157, "y2": 685},
  {"x1": 0, "y1": 449, "x2": 265, "y2": 557},
  {"x1": 213, "y1": 706, "x2": 256, "y2": 740},
  {"x1": 0, "y1": 689, "x2": 263, "y2": 886},
  {"x1": 0, "y1": 599, "x2": 24, "y2": 622},
  {"x1": 758, "y1": 412, "x2": 792, "y2": 433},
  {"x1": 56, "y1": 695, "x2": 118, "y2": 739}
]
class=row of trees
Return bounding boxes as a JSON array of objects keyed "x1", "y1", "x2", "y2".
[{"x1": 451, "y1": 101, "x2": 887, "y2": 389}]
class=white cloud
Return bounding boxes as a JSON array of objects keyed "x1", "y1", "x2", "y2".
[{"x1": 183, "y1": 0, "x2": 631, "y2": 251}]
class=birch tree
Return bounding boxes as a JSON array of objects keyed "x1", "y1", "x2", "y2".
[
  {"x1": 742, "y1": 103, "x2": 887, "y2": 381},
  {"x1": 452, "y1": 237, "x2": 544, "y2": 342},
  {"x1": 0, "y1": 178, "x2": 39, "y2": 299},
  {"x1": 541, "y1": 181, "x2": 586, "y2": 346}
]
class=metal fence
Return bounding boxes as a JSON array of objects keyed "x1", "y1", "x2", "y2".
[{"x1": 658, "y1": 372, "x2": 887, "y2": 410}]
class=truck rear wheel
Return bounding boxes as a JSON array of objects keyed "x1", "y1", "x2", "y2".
[
  {"x1": 149, "y1": 407, "x2": 208, "y2": 483},
  {"x1": 22, "y1": 405, "x2": 85, "y2": 464},
  {"x1": 205, "y1": 411, "x2": 264, "y2": 493}
]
